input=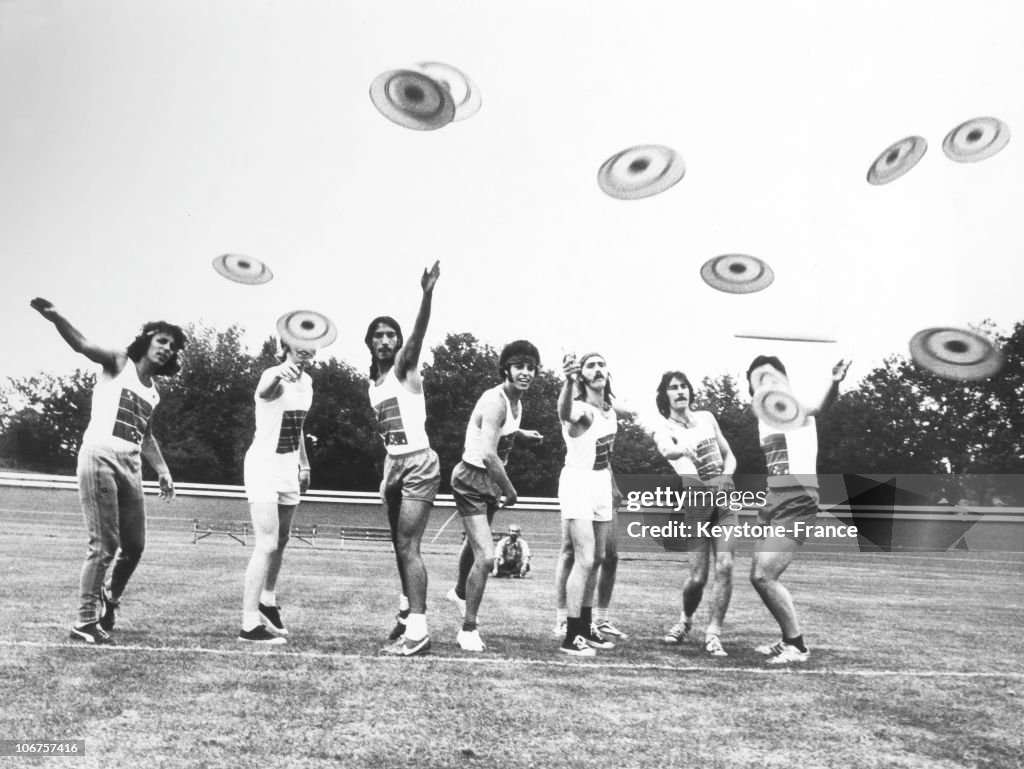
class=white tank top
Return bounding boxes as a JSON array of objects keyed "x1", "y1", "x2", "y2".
[
  {"x1": 562, "y1": 403, "x2": 617, "y2": 471},
  {"x1": 368, "y1": 367, "x2": 430, "y2": 456},
  {"x1": 81, "y1": 361, "x2": 160, "y2": 450},
  {"x1": 462, "y1": 386, "x2": 521, "y2": 468},
  {"x1": 248, "y1": 371, "x2": 313, "y2": 458},
  {"x1": 654, "y1": 412, "x2": 725, "y2": 481},
  {"x1": 759, "y1": 416, "x2": 819, "y2": 488}
]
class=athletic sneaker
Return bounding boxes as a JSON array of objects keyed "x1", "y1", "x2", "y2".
[
  {"x1": 69, "y1": 622, "x2": 114, "y2": 645},
  {"x1": 380, "y1": 634, "x2": 431, "y2": 657},
  {"x1": 98, "y1": 587, "x2": 118, "y2": 632},
  {"x1": 456, "y1": 629, "x2": 486, "y2": 652},
  {"x1": 755, "y1": 638, "x2": 787, "y2": 656},
  {"x1": 766, "y1": 643, "x2": 810, "y2": 665},
  {"x1": 559, "y1": 634, "x2": 597, "y2": 657},
  {"x1": 388, "y1": 611, "x2": 408, "y2": 641},
  {"x1": 663, "y1": 621, "x2": 692, "y2": 645},
  {"x1": 584, "y1": 623, "x2": 616, "y2": 650},
  {"x1": 551, "y1": 620, "x2": 567, "y2": 639},
  {"x1": 595, "y1": 619, "x2": 629, "y2": 640},
  {"x1": 446, "y1": 587, "x2": 467, "y2": 619},
  {"x1": 259, "y1": 603, "x2": 288, "y2": 636},
  {"x1": 703, "y1": 635, "x2": 728, "y2": 657},
  {"x1": 238, "y1": 625, "x2": 286, "y2": 645}
]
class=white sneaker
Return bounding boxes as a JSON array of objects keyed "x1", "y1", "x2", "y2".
[
  {"x1": 595, "y1": 619, "x2": 629, "y2": 640},
  {"x1": 703, "y1": 635, "x2": 728, "y2": 657},
  {"x1": 755, "y1": 638, "x2": 787, "y2": 656},
  {"x1": 551, "y1": 620, "x2": 567, "y2": 639},
  {"x1": 456, "y1": 629, "x2": 486, "y2": 652},
  {"x1": 446, "y1": 588, "x2": 467, "y2": 619},
  {"x1": 766, "y1": 642, "x2": 810, "y2": 664}
]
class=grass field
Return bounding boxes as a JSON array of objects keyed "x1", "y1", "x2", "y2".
[{"x1": 2, "y1": 491, "x2": 1023, "y2": 768}]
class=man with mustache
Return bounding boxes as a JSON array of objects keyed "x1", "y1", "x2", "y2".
[
  {"x1": 366, "y1": 261, "x2": 441, "y2": 657},
  {"x1": 653, "y1": 370, "x2": 737, "y2": 656},
  {"x1": 554, "y1": 351, "x2": 629, "y2": 656}
]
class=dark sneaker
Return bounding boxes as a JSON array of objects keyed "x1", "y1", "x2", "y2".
[
  {"x1": 259, "y1": 603, "x2": 288, "y2": 636},
  {"x1": 379, "y1": 635, "x2": 431, "y2": 657},
  {"x1": 98, "y1": 588, "x2": 119, "y2": 632},
  {"x1": 70, "y1": 622, "x2": 115, "y2": 645},
  {"x1": 584, "y1": 623, "x2": 616, "y2": 650},
  {"x1": 388, "y1": 610, "x2": 409, "y2": 641},
  {"x1": 238, "y1": 625, "x2": 286, "y2": 645},
  {"x1": 559, "y1": 634, "x2": 596, "y2": 657}
]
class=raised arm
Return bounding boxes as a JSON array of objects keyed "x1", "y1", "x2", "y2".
[
  {"x1": 806, "y1": 359, "x2": 851, "y2": 417},
  {"x1": 394, "y1": 261, "x2": 440, "y2": 379},
  {"x1": 30, "y1": 297, "x2": 124, "y2": 374},
  {"x1": 557, "y1": 354, "x2": 589, "y2": 427}
]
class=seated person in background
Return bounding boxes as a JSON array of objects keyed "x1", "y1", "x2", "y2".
[{"x1": 492, "y1": 524, "x2": 531, "y2": 578}]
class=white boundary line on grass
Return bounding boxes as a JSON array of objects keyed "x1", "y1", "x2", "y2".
[{"x1": 4, "y1": 640, "x2": 1023, "y2": 679}]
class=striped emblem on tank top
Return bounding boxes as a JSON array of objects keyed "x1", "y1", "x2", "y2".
[
  {"x1": 276, "y1": 410, "x2": 308, "y2": 454},
  {"x1": 111, "y1": 388, "x2": 155, "y2": 445},
  {"x1": 375, "y1": 397, "x2": 408, "y2": 447}
]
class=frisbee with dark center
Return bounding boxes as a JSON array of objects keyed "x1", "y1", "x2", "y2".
[
  {"x1": 212, "y1": 254, "x2": 273, "y2": 285},
  {"x1": 369, "y1": 68, "x2": 456, "y2": 130},
  {"x1": 277, "y1": 310, "x2": 338, "y2": 350},
  {"x1": 909, "y1": 327, "x2": 1003, "y2": 380},
  {"x1": 867, "y1": 135, "x2": 928, "y2": 185},
  {"x1": 700, "y1": 254, "x2": 774, "y2": 294},
  {"x1": 597, "y1": 144, "x2": 686, "y2": 200},
  {"x1": 752, "y1": 387, "x2": 806, "y2": 432},
  {"x1": 942, "y1": 117, "x2": 1011, "y2": 163}
]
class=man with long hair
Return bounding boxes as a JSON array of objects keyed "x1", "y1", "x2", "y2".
[
  {"x1": 366, "y1": 262, "x2": 442, "y2": 657},
  {"x1": 31, "y1": 297, "x2": 185, "y2": 645},
  {"x1": 653, "y1": 370, "x2": 737, "y2": 656}
]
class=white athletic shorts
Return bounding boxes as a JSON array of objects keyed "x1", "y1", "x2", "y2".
[
  {"x1": 558, "y1": 466, "x2": 613, "y2": 522},
  {"x1": 244, "y1": 450, "x2": 301, "y2": 506}
]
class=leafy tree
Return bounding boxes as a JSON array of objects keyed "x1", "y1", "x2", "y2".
[
  {"x1": 0, "y1": 370, "x2": 95, "y2": 473},
  {"x1": 304, "y1": 357, "x2": 379, "y2": 491}
]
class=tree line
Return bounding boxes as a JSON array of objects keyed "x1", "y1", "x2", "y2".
[{"x1": 1, "y1": 321, "x2": 1022, "y2": 503}]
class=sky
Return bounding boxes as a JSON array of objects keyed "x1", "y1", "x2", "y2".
[{"x1": 2, "y1": 0, "x2": 1022, "y2": 420}]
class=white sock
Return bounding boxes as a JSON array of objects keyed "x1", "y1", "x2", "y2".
[
  {"x1": 405, "y1": 613, "x2": 427, "y2": 640},
  {"x1": 260, "y1": 591, "x2": 277, "y2": 606},
  {"x1": 399, "y1": 595, "x2": 410, "y2": 612}
]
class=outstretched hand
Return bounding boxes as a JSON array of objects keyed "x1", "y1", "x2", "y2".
[
  {"x1": 832, "y1": 359, "x2": 851, "y2": 383},
  {"x1": 421, "y1": 260, "x2": 441, "y2": 293},
  {"x1": 30, "y1": 297, "x2": 58, "y2": 321},
  {"x1": 562, "y1": 353, "x2": 580, "y2": 380}
]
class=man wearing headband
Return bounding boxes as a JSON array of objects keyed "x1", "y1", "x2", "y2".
[
  {"x1": 653, "y1": 370, "x2": 737, "y2": 656},
  {"x1": 554, "y1": 351, "x2": 630, "y2": 656},
  {"x1": 445, "y1": 340, "x2": 544, "y2": 651},
  {"x1": 366, "y1": 261, "x2": 442, "y2": 657},
  {"x1": 30, "y1": 298, "x2": 186, "y2": 645},
  {"x1": 746, "y1": 356, "x2": 849, "y2": 664}
]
